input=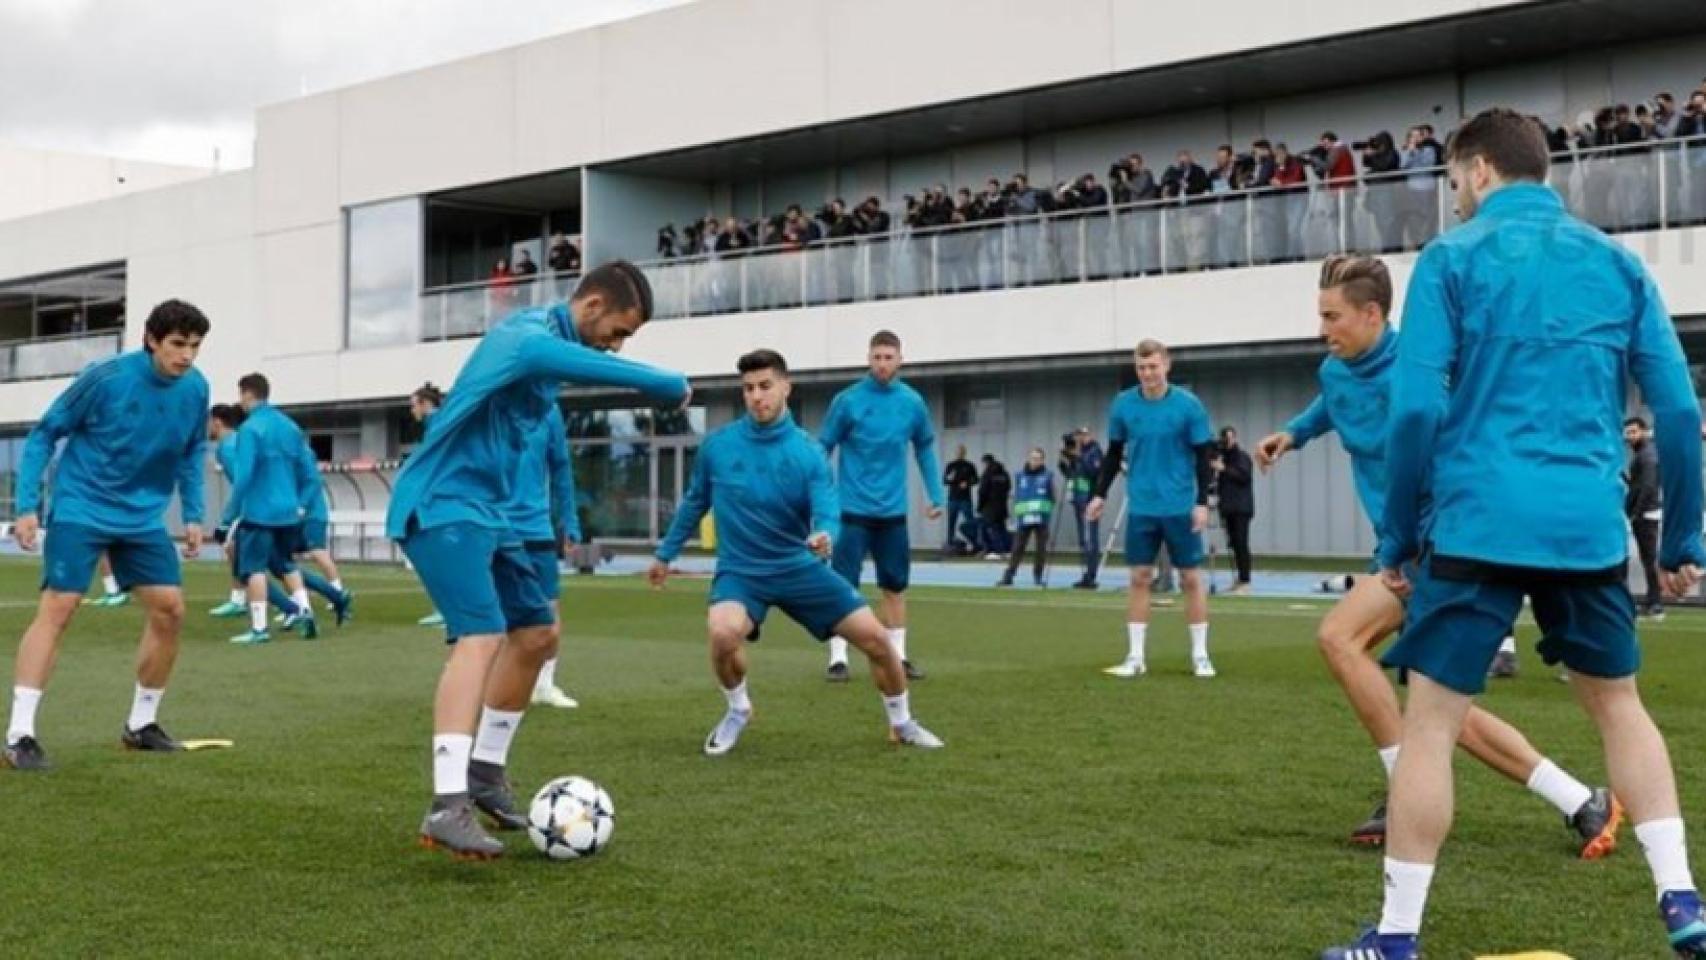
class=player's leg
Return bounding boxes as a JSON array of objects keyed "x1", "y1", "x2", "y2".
[
  {"x1": 833, "y1": 607, "x2": 942, "y2": 748},
  {"x1": 1106, "y1": 515, "x2": 1158, "y2": 677},
  {"x1": 86, "y1": 552, "x2": 128, "y2": 607},
  {"x1": 1456, "y1": 704, "x2": 1621, "y2": 858},
  {"x1": 276, "y1": 562, "x2": 318, "y2": 637},
  {"x1": 1316, "y1": 575, "x2": 1409, "y2": 844},
  {"x1": 1167, "y1": 516, "x2": 1213, "y2": 677},
  {"x1": 5, "y1": 525, "x2": 102, "y2": 769},
  {"x1": 108, "y1": 530, "x2": 189, "y2": 752},
  {"x1": 403, "y1": 523, "x2": 509, "y2": 859},
  {"x1": 210, "y1": 528, "x2": 247, "y2": 617},
  {"x1": 701, "y1": 572, "x2": 763, "y2": 756},
  {"x1": 528, "y1": 547, "x2": 575, "y2": 709},
  {"x1": 1537, "y1": 580, "x2": 1705, "y2": 952},
  {"x1": 825, "y1": 519, "x2": 870, "y2": 681},
  {"x1": 466, "y1": 544, "x2": 558, "y2": 827},
  {"x1": 874, "y1": 521, "x2": 919, "y2": 679},
  {"x1": 230, "y1": 526, "x2": 285, "y2": 644}
]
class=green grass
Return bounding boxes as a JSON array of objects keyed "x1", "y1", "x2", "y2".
[{"x1": 0, "y1": 558, "x2": 1701, "y2": 958}]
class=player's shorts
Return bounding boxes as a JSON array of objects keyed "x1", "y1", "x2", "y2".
[
  {"x1": 1124, "y1": 513, "x2": 1204, "y2": 568},
  {"x1": 235, "y1": 523, "x2": 301, "y2": 581},
  {"x1": 293, "y1": 517, "x2": 330, "y2": 553},
  {"x1": 710, "y1": 562, "x2": 867, "y2": 642},
  {"x1": 1382, "y1": 551, "x2": 1637, "y2": 696},
  {"x1": 525, "y1": 541, "x2": 563, "y2": 602},
  {"x1": 832, "y1": 514, "x2": 911, "y2": 592},
  {"x1": 42, "y1": 523, "x2": 180, "y2": 593},
  {"x1": 399, "y1": 521, "x2": 554, "y2": 643}
]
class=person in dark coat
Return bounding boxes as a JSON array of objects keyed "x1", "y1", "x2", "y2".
[
  {"x1": 1214, "y1": 426, "x2": 1255, "y2": 593},
  {"x1": 975, "y1": 454, "x2": 1012, "y2": 557}
]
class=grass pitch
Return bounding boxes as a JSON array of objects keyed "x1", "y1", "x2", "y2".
[{"x1": 0, "y1": 557, "x2": 1701, "y2": 958}]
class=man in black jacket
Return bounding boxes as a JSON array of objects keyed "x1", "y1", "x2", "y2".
[
  {"x1": 976, "y1": 454, "x2": 1012, "y2": 557},
  {"x1": 942, "y1": 446, "x2": 979, "y2": 554},
  {"x1": 1625, "y1": 416, "x2": 1664, "y2": 617},
  {"x1": 1213, "y1": 426, "x2": 1255, "y2": 594}
]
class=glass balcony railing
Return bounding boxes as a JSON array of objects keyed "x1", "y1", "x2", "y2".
[
  {"x1": 0, "y1": 330, "x2": 122, "y2": 382},
  {"x1": 636, "y1": 136, "x2": 1706, "y2": 320},
  {"x1": 416, "y1": 271, "x2": 581, "y2": 343}
]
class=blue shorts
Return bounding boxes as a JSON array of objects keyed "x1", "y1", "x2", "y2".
[
  {"x1": 42, "y1": 523, "x2": 180, "y2": 593},
  {"x1": 525, "y1": 542, "x2": 562, "y2": 602},
  {"x1": 710, "y1": 562, "x2": 867, "y2": 642},
  {"x1": 294, "y1": 518, "x2": 330, "y2": 553},
  {"x1": 1383, "y1": 553, "x2": 1638, "y2": 696},
  {"x1": 1124, "y1": 513, "x2": 1204, "y2": 568},
  {"x1": 236, "y1": 524, "x2": 300, "y2": 581},
  {"x1": 833, "y1": 515, "x2": 910, "y2": 592},
  {"x1": 400, "y1": 522, "x2": 554, "y2": 643}
]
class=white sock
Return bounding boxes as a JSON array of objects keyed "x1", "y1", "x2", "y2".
[
  {"x1": 8, "y1": 686, "x2": 42, "y2": 744},
  {"x1": 249, "y1": 601, "x2": 267, "y2": 632},
  {"x1": 1126, "y1": 623, "x2": 1147, "y2": 663},
  {"x1": 102, "y1": 574, "x2": 120, "y2": 596},
  {"x1": 432, "y1": 733, "x2": 474, "y2": 796},
  {"x1": 330, "y1": 579, "x2": 344, "y2": 593},
  {"x1": 1379, "y1": 745, "x2": 1401, "y2": 780},
  {"x1": 722, "y1": 679, "x2": 752, "y2": 713},
  {"x1": 1526, "y1": 759, "x2": 1593, "y2": 817},
  {"x1": 471, "y1": 707, "x2": 525, "y2": 766},
  {"x1": 1189, "y1": 622, "x2": 1210, "y2": 661},
  {"x1": 126, "y1": 685, "x2": 164, "y2": 733},
  {"x1": 828, "y1": 637, "x2": 849, "y2": 667},
  {"x1": 888, "y1": 628, "x2": 908, "y2": 662},
  {"x1": 292, "y1": 589, "x2": 312, "y2": 617},
  {"x1": 1636, "y1": 818, "x2": 1697, "y2": 898},
  {"x1": 883, "y1": 691, "x2": 912, "y2": 727},
  {"x1": 536, "y1": 657, "x2": 559, "y2": 691},
  {"x1": 1499, "y1": 636, "x2": 1516, "y2": 654},
  {"x1": 1377, "y1": 857, "x2": 1436, "y2": 935},
  {"x1": 228, "y1": 588, "x2": 244, "y2": 605}
]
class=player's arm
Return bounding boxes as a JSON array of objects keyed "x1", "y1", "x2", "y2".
[
  {"x1": 651, "y1": 442, "x2": 713, "y2": 585},
  {"x1": 1188, "y1": 401, "x2": 1215, "y2": 530},
  {"x1": 1628, "y1": 269, "x2": 1706, "y2": 582},
  {"x1": 911, "y1": 401, "x2": 946, "y2": 514},
  {"x1": 176, "y1": 383, "x2": 210, "y2": 554},
  {"x1": 1085, "y1": 439, "x2": 1125, "y2": 522},
  {"x1": 806, "y1": 445, "x2": 842, "y2": 558},
  {"x1": 1378, "y1": 244, "x2": 1457, "y2": 572},
  {"x1": 516, "y1": 334, "x2": 691, "y2": 407},
  {"x1": 545, "y1": 408, "x2": 582, "y2": 544},
  {"x1": 219, "y1": 429, "x2": 257, "y2": 530},
  {"x1": 1259, "y1": 395, "x2": 1332, "y2": 470},
  {"x1": 818, "y1": 393, "x2": 848, "y2": 458},
  {"x1": 15, "y1": 368, "x2": 105, "y2": 547}
]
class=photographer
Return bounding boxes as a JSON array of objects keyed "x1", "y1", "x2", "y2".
[
  {"x1": 656, "y1": 224, "x2": 679, "y2": 260},
  {"x1": 1213, "y1": 426, "x2": 1254, "y2": 595},
  {"x1": 975, "y1": 453, "x2": 1012, "y2": 557},
  {"x1": 942, "y1": 445, "x2": 979, "y2": 554},
  {"x1": 1398, "y1": 126, "x2": 1442, "y2": 249},
  {"x1": 1357, "y1": 131, "x2": 1400, "y2": 251},
  {"x1": 1004, "y1": 174, "x2": 1042, "y2": 286},
  {"x1": 1059, "y1": 427, "x2": 1104, "y2": 589},
  {"x1": 1161, "y1": 151, "x2": 1210, "y2": 270}
]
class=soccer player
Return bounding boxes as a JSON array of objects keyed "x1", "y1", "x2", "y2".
[
  {"x1": 1323, "y1": 109, "x2": 1706, "y2": 960},
  {"x1": 389, "y1": 263, "x2": 688, "y2": 860},
  {"x1": 1258, "y1": 255, "x2": 1618, "y2": 854},
  {"x1": 221, "y1": 374, "x2": 321, "y2": 645},
  {"x1": 3, "y1": 300, "x2": 211, "y2": 769},
  {"x1": 286, "y1": 436, "x2": 353, "y2": 625},
  {"x1": 820, "y1": 330, "x2": 945, "y2": 682},
  {"x1": 649, "y1": 349, "x2": 943, "y2": 756},
  {"x1": 1085, "y1": 339, "x2": 1217, "y2": 679},
  {"x1": 408, "y1": 383, "x2": 447, "y2": 630},
  {"x1": 514, "y1": 403, "x2": 581, "y2": 710},
  {"x1": 207, "y1": 403, "x2": 252, "y2": 618}
]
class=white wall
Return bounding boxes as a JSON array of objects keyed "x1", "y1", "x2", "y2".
[
  {"x1": 0, "y1": 143, "x2": 211, "y2": 225},
  {"x1": 583, "y1": 170, "x2": 710, "y2": 265}
]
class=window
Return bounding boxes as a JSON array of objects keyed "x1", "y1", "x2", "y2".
[
  {"x1": 0, "y1": 263, "x2": 126, "y2": 342},
  {"x1": 345, "y1": 199, "x2": 423, "y2": 349},
  {"x1": 945, "y1": 380, "x2": 1003, "y2": 431}
]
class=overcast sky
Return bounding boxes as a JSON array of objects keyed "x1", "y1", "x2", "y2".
[{"x1": 0, "y1": 0, "x2": 691, "y2": 169}]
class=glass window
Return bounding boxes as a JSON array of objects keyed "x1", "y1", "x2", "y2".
[{"x1": 346, "y1": 199, "x2": 423, "y2": 349}]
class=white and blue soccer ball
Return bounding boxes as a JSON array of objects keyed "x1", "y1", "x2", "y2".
[{"x1": 527, "y1": 776, "x2": 615, "y2": 860}]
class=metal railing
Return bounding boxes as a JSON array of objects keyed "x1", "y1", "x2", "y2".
[
  {"x1": 0, "y1": 329, "x2": 122, "y2": 382},
  {"x1": 417, "y1": 270, "x2": 581, "y2": 342}
]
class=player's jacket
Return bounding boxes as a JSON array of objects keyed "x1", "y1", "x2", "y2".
[
  {"x1": 507, "y1": 403, "x2": 580, "y2": 543},
  {"x1": 220, "y1": 402, "x2": 315, "y2": 528},
  {"x1": 820, "y1": 375, "x2": 944, "y2": 518},
  {"x1": 1285, "y1": 324, "x2": 1399, "y2": 542}
]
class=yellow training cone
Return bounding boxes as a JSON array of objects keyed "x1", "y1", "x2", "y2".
[{"x1": 1475, "y1": 952, "x2": 1573, "y2": 960}]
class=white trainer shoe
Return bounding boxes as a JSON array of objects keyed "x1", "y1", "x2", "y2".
[
  {"x1": 1193, "y1": 656, "x2": 1218, "y2": 679},
  {"x1": 703, "y1": 707, "x2": 751, "y2": 757},
  {"x1": 531, "y1": 685, "x2": 579, "y2": 709},
  {"x1": 889, "y1": 719, "x2": 945, "y2": 749},
  {"x1": 1102, "y1": 659, "x2": 1147, "y2": 679}
]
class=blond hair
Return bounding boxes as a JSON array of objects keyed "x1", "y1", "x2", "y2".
[{"x1": 1318, "y1": 255, "x2": 1392, "y2": 316}]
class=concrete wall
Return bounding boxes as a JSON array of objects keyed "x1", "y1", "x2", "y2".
[{"x1": 0, "y1": 143, "x2": 210, "y2": 224}]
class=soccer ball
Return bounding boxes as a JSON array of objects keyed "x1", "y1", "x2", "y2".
[{"x1": 526, "y1": 776, "x2": 615, "y2": 860}]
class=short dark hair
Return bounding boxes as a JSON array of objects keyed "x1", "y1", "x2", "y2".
[
  {"x1": 210, "y1": 404, "x2": 244, "y2": 429},
  {"x1": 238, "y1": 373, "x2": 270, "y2": 401},
  {"x1": 1447, "y1": 108, "x2": 1549, "y2": 183},
  {"x1": 737, "y1": 349, "x2": 788, "y2": 376},
  {"x1": 572, "y1": 260, "x2": 654, "y2": 322},
  {"x1": 412, "y1": 382, "x2": 444, "y2": 407},
  {"x1": 143, "y1": 299, "x2": 210, "y2": 351},
  {"x1": 869, "y1": 330, "x2": 901, "y2": 351},
  {"x1": 1625, "y1": 415, "x2": 1650, "y2": 429}
]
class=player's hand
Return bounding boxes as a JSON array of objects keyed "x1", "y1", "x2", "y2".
[
  {"x1": 647, "y1": 559, "x2": 670, "y2": 589},
  {"x1": 1255, "y1": 432, "x2": 1293, "y2": 472},
  {"x1": 926, "y1": 505, "x2": 943, "y2": 520},
  {"x1": 182, "y1": 524, "x2": 204, "y2": 559},
  {"x1": 1379, "y1": 566, "x2": 1412, "y2": 600},
  {"x1": 1085, "y1": 497, "x2": 1105, "y2": 523},
  {"x1": 13, "y1": 514, "x2": 39, "y2": 552},
  {"x1": 1661, "y1": 564, "x2": 1702, "y2": 601},
  {"x1": 562, "y1": 534, "x2": 578, "y2": 553},
  {"x1": 807, "y1": 531, "x2": 833, "y2": 558},
  {"x1": 1191, "y1": 505, "x2": 1209, "y2": 532}
]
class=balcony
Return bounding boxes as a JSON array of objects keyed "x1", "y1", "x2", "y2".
[{"x1": 0, "y1": 330, "x2": 123, "y2": 382}]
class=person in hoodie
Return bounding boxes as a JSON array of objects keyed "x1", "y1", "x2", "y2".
[
  {"x1": 651, "y1": 349, "x2": 943, "y2": 758},
  {"x1": 1256, "y1": 255, "x2": 1618, "y2": 865},
  {"x1": 996, "y1": 448, "x2": 1056, "y2": 587},
  {"x1": 388, "y1": 262, "x2": 690, "y2": 860}
]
